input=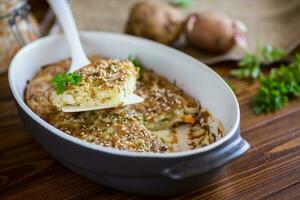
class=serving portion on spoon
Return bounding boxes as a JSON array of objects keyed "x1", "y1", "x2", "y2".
[
  {"x1": 51, "y1": 59, "x2": 143, "y2": 112},
  {"x1": 47, "y1": 0, "x2": 143, "y2": 112}
]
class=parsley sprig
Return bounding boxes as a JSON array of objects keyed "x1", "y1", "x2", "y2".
[
  {"x1": 128, "y1": 54, "x2": 145, "y2": 77},
  {"x1": 230, "y1": 45, "x2": 286, "y2": 79},
  {"x1": 52, "y1": 72, "x2": 82, "y2": 94},
  {"x1": 252, "y1": 53, "x2": 300, "y2": 114},
  {"x1": 229, "y1": 44, "x2": 300, "y2": 114},
  {"x1": 230, "y1": 54, "x2": 260, "y2": 79},
  {"x1": 262, "y1": 44, "x2": 286, "y2": 63}
]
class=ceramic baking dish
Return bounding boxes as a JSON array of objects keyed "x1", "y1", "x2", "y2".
[{"x1": 9, "y1": 32, "x2": 250, "y2": 196}]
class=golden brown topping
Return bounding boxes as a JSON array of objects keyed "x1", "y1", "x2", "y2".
[
  {"x1": 77, "y1": 59, "x2": 138, "y2": 91},
  {"x1": 25, "y1": 57, "x2": 224, "y2": 153}
]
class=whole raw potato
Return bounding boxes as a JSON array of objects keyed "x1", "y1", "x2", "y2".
[
  {"x1": 185, "y1": 11, "x2": 236, "y2": 54},
  {"x1": 126, "y1": 1, "x2": 184, "y2": 45}
]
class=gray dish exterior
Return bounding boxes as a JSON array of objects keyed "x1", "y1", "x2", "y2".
[
  {"x1": 18, "y1": 105, "x2": 249, "y2": 196},
  {"x1": 10, "y1": 33, "x2": 250, "y2": 196}
]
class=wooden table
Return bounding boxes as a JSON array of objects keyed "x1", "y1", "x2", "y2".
[
  {"x1": 1, "y1": 62, "x2": 300, "y2": 199},
  {"x1": 1, "y1": 1, "x2": 300, "y2": 199}
]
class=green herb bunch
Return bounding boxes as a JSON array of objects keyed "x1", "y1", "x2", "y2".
[
  {"x1": 52, "y1": 72, "x2": 82, "y2": 94},
  {"x1": 252, "y1": 53, "x2": 300, "y2": 114},
  {"x1": 230, "y1": 45, "x2": 286, "y2": 79}
]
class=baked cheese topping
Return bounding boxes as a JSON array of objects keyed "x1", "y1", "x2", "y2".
[
  {"x1": 133, "y1": 71, "x2": 199, "y2": 131},
  {"x1": 25, "y1": 57, "x2": 224, "y2": 153}
]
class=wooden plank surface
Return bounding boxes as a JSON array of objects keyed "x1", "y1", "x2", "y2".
[{"x1": 1, "y1": 1, "x2": 300, "y2": 199}]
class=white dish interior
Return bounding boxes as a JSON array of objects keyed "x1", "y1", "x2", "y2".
[{"x1": 9, "y1": 32, "x2": 240, "y2": 157}]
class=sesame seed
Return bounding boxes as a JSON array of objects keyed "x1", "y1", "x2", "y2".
[{"x1": 25, "y1": 58, "x2": 224, "y2": 153}]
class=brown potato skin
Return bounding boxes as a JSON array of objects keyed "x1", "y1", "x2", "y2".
[
  {"x1": 126, "y1": 1, "x2": 184, "y2": 45},
  {"x1": 185, "y1": 12, "x2": 235, "y2": 54}
]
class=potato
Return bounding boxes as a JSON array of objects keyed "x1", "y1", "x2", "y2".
[
  {"x1": 126, "y1": 1, "x2": 184, "y2": 45},
  {"x1": 185, "y1": 11, "x2": 244, "y2": 54}
]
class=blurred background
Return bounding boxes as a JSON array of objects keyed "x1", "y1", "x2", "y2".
[{"x1": 0, "y1": 0, "x2": 299, "y2": 74}]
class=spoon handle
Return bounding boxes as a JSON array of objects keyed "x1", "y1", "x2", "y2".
[{"x1": 47, "y1": 0, "x2": 90, "y2": 71}]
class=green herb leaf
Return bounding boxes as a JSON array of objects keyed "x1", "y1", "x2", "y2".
[
  {"x1": 262, "y1": 44, "x2": 286, "y2": 63},
  {"x1": 52, "y1": 72, "x2": 82, "y2": 94},
  {"x1": 230, "y1": 54, "x2": 261, "y2": 79},
  {"x1": 128, "y1": 54, "x2": 145, "y2": 77},
  {"x1": 171, "y1": 0, "x2": 192, "y2": 7},
  {"x1": 252, "y1": 53, "x2": 300, "y2": 114},
  {"x1": 230, "y1": 44, "x2": 286, "y2": 80}
]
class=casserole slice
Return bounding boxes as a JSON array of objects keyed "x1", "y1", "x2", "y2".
[{"x1": 51, "y1": 59, "x2": 141, "y2": 112}]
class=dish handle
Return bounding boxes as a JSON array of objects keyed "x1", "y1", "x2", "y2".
[{"x1": 162, "y1": 133, "x2": 250, "y2": 180}]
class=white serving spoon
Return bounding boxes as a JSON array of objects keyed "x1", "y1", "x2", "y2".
[{"x1": 47, "y1": 0, "x2": 143, "y2": 112}]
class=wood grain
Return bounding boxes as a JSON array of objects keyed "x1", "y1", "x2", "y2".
[
  {"x1": 0, "y1": 1, "x2": 300, "y2": 199},
  {"x1": 1, "y1": 61, "x2": 300, "y2": 199}
]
